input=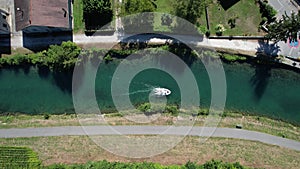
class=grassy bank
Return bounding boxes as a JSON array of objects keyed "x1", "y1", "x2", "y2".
[
  {"x1": 0, "y1": 136, "x2": 298, "y2": 168},
  {"x1": 1, "y1": 109, "x2": 299, "y2": 142},
  {"x1": 73, "y1": 0, "x2": 85, "y2": 33},
  {"x1": 200, "y1": 0, "x2": 264, "y2": 36}
]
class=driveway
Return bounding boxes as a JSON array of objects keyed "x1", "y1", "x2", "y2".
[{"x1": 0, "y1": 126, "x2": 299, "y2": 151}]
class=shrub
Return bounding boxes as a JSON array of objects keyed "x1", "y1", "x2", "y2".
[
  {"x1": 205, "y1": 30, "x2": 210, "y2": 37},
  {"x1": 222, "y1": 54, "x2": 247, "y2": 62},
  {"x1": 43, "y1": 41, "x2": 81, "y2": 71},
  {"x1": 161, "y1": 14, "x2": 173, "y2": 26},
  {"x1": 198, "y1": 109, "x2": 209, "y2": 116},
  {"x1": 259, "y1": 2, "x2": 277, "y2": 22},
  {"x1": 215, "y1": 24, "x2": 226, "y2": 36},
  {"x1": 164, "y1": 105, "x2": 179, "y2": 116},
  {"x1": 43, "y1": 113, "x2": 50, "y2": 120},
  {"x1": 137, "y1": 103, "x2": 151, "y2": 112},
  {"x1": 103, "y1": 54, "x2": 113, "y2": 63}
]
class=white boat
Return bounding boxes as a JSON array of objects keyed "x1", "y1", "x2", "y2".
[{"x1": 152, "y1": 87, "x2": 171, "y2": 96}]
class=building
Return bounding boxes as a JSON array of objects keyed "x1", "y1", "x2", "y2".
[
  {"x1": 14, "y1": 0, "x2": 72, "y2": 32},
  {"x1": 0, "y1": 9, "x2": 10, "y2": 34}
]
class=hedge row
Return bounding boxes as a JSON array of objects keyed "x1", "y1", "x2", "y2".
[{"x1": 46, "y1": 160, "x2": 248, "y2": 169}]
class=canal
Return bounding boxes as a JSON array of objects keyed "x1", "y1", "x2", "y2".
[{"x1": 0, "y1": 58, "x2": 299, "y2": 125}]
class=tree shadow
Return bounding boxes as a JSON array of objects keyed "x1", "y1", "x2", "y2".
[
  {"x1": 250, "y1": 41, "x2": 278, "y2": 100},
  {"x1": 250, "y1": 64, "x2": 271, "y2": 100},
  {"x1": 52, "y1": 71, "x2": 73, "y2": 93},
  {"x1": 0, "y1": 33, "x2": 11, "y2": 55},
  {"x1": 37, "y1": 66, "x2": 73, "y2": 93},
  {"x1": 120, "y1": 33, "x2": 197, "y2": 65},
  {"x1": 22, "y1": 26, "x2": 73, "y2": 52},
  {"x1": 219, "y1": 0, "x2": 240, "y2": 10},
  {"x1": 84, "y1": 10, "x2": 113, "y2": 31},
  {"x1": 12, "y1": 65, "x2": 31, "y2": 75},
  {"x1": 256, "y1": 40, "x2": 280, "y2": 57}
]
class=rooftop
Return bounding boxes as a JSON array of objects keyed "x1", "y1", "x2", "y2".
[{"x1": 14, "y1": 0, "x2": 70, "y2": 31}]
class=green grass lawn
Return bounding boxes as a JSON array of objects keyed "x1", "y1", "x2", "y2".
[
  {"x1": 202, "y1": 0, "x2": 264, "y2": 36},
  {"x1": 1, "y1": 136, "x2": 299, "y2": 168},
  {"x1": 153, "y1": 0, "x2": 174, "y2": 32},
  {"x1": 73, "y1": 0, "x2": 85, "y2": 33},
  {"x1": 155, "y1": 0, "x2": 173, "y2": 13}
]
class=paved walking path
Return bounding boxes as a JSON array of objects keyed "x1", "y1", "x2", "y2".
[{"x1": 0, "y1": 126, "x2": 299, "y2": 151}]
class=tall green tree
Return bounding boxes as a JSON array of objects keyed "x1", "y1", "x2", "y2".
[
  {"x1": 122, "y1": 0, "x2": 157, "y2": 33},
  {"x1": 83, "y1": 0, "x2": 113, "y2": 30},
  {"x1": 174, "y1": 0, "x2": 206, "y2": 24},
  {"x1": 45, "y1": 41, "x2": 81, "y2": 71},
  {"x1": 122, "y1": 0, "x2": 156, "y2": 15},
  {"x1": 266, "y1": 11, "x2": 300, "y2": 42}
]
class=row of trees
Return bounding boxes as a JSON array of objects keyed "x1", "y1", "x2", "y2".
[
  {"x1": 174, "y1": 0, "x2": 207, "y2": 25},
  {"x1": 0, "y1": 41, "x2": 81, "y2": 71},
  {"x1": 120, "y1": 0, "x2": 207, "y2": 33}
]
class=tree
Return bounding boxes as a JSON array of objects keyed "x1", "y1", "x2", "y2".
[
  {"x1": 174, "y1": 0, "x2": 206, "y2": 24},
  {"x1": 123, "y1": 0, "x2": 156, "y2": 15},
  {"x1": 44, "y1": 41, "x2": 81, "y2": 71},
  {"x1": 215, "y1": 24, "x2": 226, "y2": 36},
  {"x1": 83, "y1": 0, "x2": 113, "y2": 30},
  {"x1": 266, "y1": 11, "x2": 300, "y2": 42},
  {"x1": 258, "y1": 1, "x2": 277, "y2": 23},
  {"x1": 122, "y1": 0, "x2": 157, "y2": 33},
  {"x1": 161, "y1": 14, "x2": 173, "y2": 26},
  {"x1": 228, "y1": 17, "x2": 237, "y2": 29}
]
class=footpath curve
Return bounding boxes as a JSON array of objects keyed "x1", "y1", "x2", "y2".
[{"x1": 0, "y1": 126, "x2": 299, "y2": 151}]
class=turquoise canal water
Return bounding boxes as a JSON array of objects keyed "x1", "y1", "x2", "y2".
[{"x1": 0, "y1": 59, "x2": 300, "y2": 124}]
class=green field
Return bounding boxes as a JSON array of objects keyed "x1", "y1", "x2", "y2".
[
  {"x1": 202, "y1": 0, "x2": 264, "y2": 36},
  {"x1": 74, "y1": 0, "x2": 264, "y2": 35},
  {"x1": 73, "y1": 0, "x2": 85, "y2": 33},
  {"x1": 152, "y1": 0, "x2": 174, "y2": 32},
  {"x1": 0, "y1": 147, "x2": 41, "y2": 169},
  {"x1": 0, "y1": 136, "x2": 299, "y2": 168}
]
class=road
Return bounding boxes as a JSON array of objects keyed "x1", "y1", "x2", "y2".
[
  {"x1": 268, "y1": 0, "x2": 298, "y2": 19},
  {"x1": 0, "y1": 126, "x2": 299, "y2": 151}
]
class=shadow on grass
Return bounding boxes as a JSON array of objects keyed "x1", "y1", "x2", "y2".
[
  {"x1": 219, "y1": 0, "x2": 240, "y2": 10},
  {"x1": 22, "y1": 27, "x2": 73, "y2": 52}
]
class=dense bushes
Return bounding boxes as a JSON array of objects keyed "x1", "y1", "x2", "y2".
[
  {"x1": 258, "y1": 1, "x2": 277, "y2": 23},
  {"x1": 83, "y1": 0, "x2": 113, "y2": 30},
  {"x1": 0, "y1": 41, "x2": 81, "y2": 71},
  {"x1": 46, "y1": 159, "x2": 248, "y2": 169},
  {"x1": 44, "y1": 41, "x2": 81, "y2": 71},
  {"x1": 0, "y1": 42, "x2": 250, "y2": 72}
]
